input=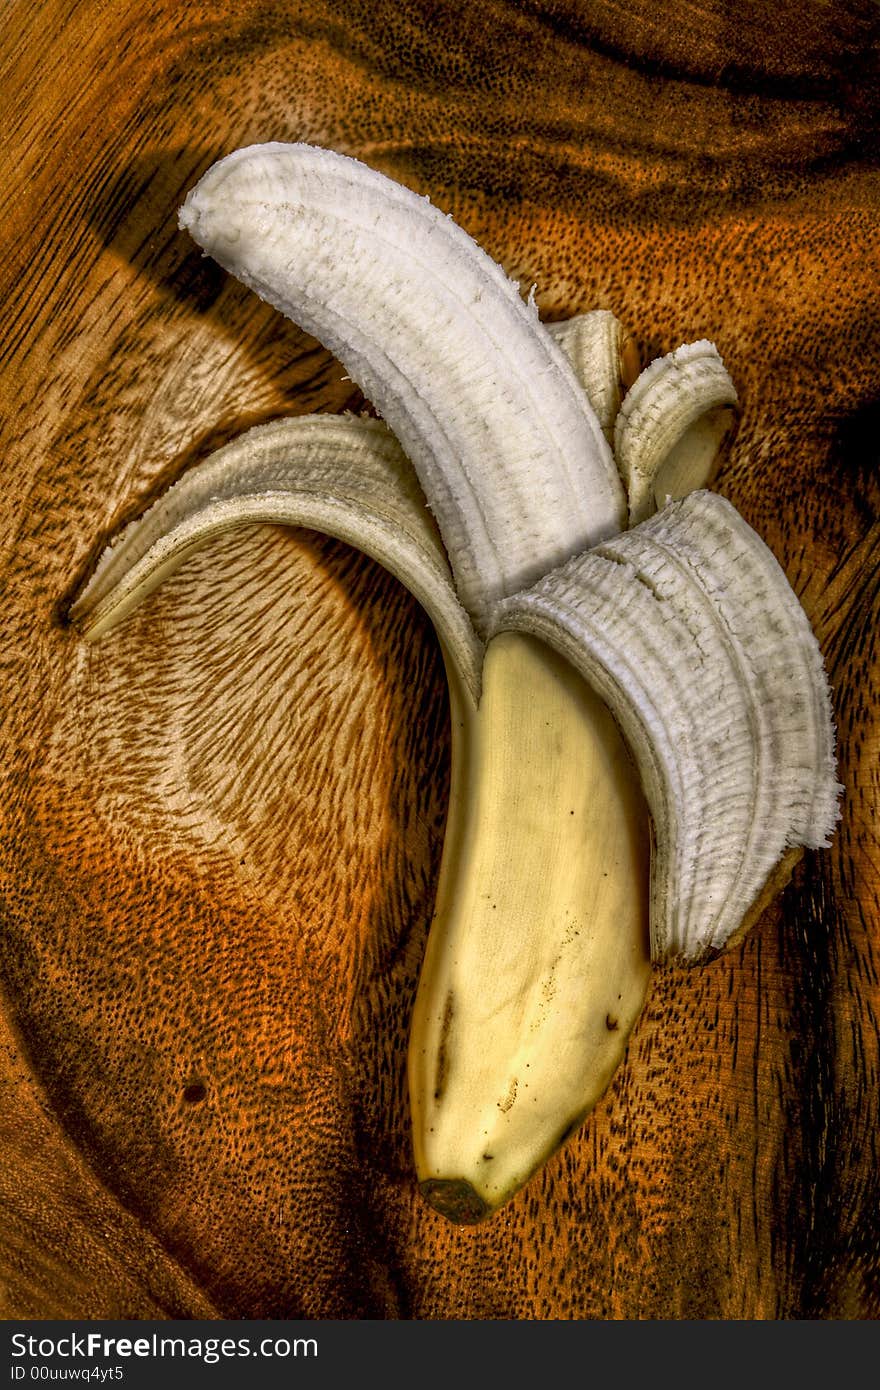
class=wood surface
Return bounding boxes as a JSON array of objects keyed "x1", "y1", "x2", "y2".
[{"x1": 1, "y1": 0, "x2": 878, "y2": 1320}]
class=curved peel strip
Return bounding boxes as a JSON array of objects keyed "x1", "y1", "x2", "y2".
[
  {"x1": 179, "y1": 143, "x2": 626, "y2": 635},
  {"x1": 546, "y1": 310, "x2": 638, "y2": 444},
  {"x1": 493, "y1": 490, "x2": 842, "y2": 960},
  {"x1": 615, "y1": 341, "x2": 739, "y2": 525},
  {"x1": 69, "y1": 414, "x2": 483, "y2": 704}
]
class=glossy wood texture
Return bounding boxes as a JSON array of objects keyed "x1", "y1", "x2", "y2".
[{"x1": 1, "y1": 0, "x2": 878, "y2": 1318}]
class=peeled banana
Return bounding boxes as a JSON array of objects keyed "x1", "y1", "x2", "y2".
[
  {"x1": 71, "y1": 142, "x2": 841, "y2": 1222},
  {"x1": 411, "y1": 628, "x2": 651, "y2": 1222}
]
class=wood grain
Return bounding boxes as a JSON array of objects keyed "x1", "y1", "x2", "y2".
[{"x1": 1, "y1": 0, "x2": 878, "y2": 1319}]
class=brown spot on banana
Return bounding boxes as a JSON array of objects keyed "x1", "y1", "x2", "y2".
[
  {"x1": 432, "y1": 991, "x2": 455, "y2": 1104},
  {"x1": 497, "y1": 1079, "x2": 518, "y2": 1114}
]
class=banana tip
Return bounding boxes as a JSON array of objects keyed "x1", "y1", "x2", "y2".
[{"x1": 420, "y1": 1178, "x2": 492, "y2": 1225}]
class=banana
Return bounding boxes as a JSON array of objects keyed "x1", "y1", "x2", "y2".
[{"x1": 71, "y1": 143, "x2": 841, "y2": 1222}]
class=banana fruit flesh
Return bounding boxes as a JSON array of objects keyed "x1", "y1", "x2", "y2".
[
  {"x1": 71, "y1": 142, "x2": 841, "y2": 1223},
  {"x1": 412, "y1": 630, "x2": 650, "y2": 1222}
]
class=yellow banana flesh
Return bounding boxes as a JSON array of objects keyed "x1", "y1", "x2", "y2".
[{"x1": 409, "y1": 629, "x2": 651, "y2": 1222}]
